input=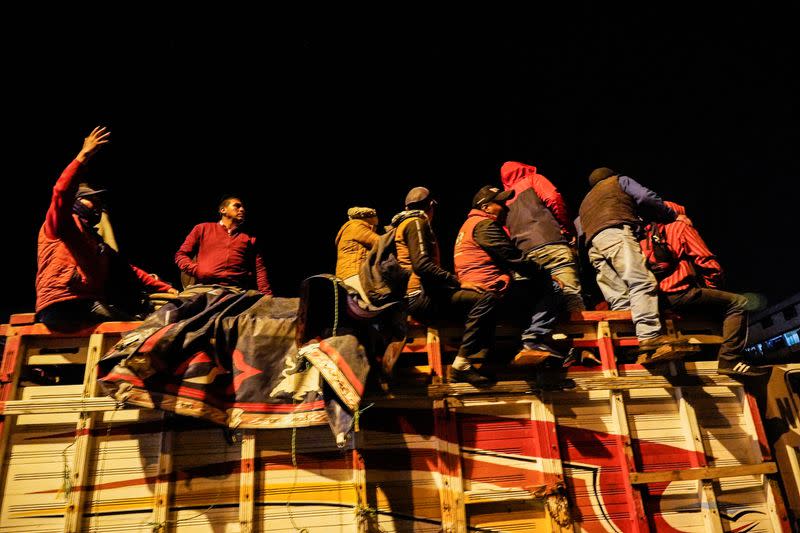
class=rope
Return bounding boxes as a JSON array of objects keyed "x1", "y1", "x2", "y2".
[{"x1": 331, "y1": 277, "x2": 339, "y2": 337}]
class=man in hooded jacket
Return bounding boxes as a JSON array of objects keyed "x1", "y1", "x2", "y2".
[
  {"x1": 35, "y1": 127, "x2": 177, "y2": 329},
  {"x1": 640, "y1": 201, "x2": 768, "y2": 378},
  {"x1": 578, "y1": 167, "x2": 691, "y2": 359},
  {"x1": 500, "y1": 161, "x2": 585, "y2": 312}
]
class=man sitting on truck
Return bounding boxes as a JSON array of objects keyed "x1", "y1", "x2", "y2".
[
  {"x1": 454, "y1": 185, "x2": 564, "y2": 370},
  {"x1": 35, "y1": 127, "x2": 177, "y2": 330},
  {"x1": 640, "y1": 201, "x2": 769, "y2": 379}
]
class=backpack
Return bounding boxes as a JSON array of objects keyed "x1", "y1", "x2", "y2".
[
  {"x1": 358, "y1": 226, "x2": 411, "y2": 306},
  {"x1": 645, "y1": 224, "x2": 677, "y2": 280}
]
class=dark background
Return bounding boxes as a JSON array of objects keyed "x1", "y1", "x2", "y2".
[{"x1": 3, "y1": 7, "x2": 799, "y2": 321}]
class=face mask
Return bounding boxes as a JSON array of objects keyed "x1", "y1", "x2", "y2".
[{"x1": 73, "y1": 200, "x2": 102, "y2": 227}]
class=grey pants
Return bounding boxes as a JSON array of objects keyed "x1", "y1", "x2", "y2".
[{"x1": 588, "y1": 226, "x2": 661, "y2": 339}]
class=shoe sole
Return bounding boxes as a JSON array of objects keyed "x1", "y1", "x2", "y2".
[
  {"x1": 512, "y1": 349, "x2": 554, "y2": 367},
  {"x1": 637, "y1": 344, "x2": 686, "y2": 365}
]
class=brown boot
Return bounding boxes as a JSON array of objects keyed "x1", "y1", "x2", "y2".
[{"x1": 637, "y1": 335, "x2": 688, "y2": 364}]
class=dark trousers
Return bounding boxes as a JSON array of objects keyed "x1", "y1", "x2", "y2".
[
  {"x1": 408, "y1": 288, "x2": 499, "y2": 361},
  {"x1": 664, "y1": 287, "x2": 749, "y2": 366},
  {"x1": 37, "y1": 299, "x2": 138, "y2": 331},
  {"x1": 499, "y1": 276, "x2": 561, "y2": 345}
]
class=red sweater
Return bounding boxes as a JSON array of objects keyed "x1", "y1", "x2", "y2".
[
  {"x1": 36, "y1": 159, "x2": 174, "y2": 312},
  {"x1": 639, "y1": 202, "x2": 723, "y2": 293},
  {"x1": 175, "y1": 222, "x2": 272, "y2": 295}
]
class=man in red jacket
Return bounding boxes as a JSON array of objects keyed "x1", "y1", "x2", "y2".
[
  {"x1": 640, "y1": 201, "x2": 769, "y2": 378},
  {"x1": 175, "y1": 196, "x2": 272, "y2": 295},
  {"x1": 35, "y1": 127, "x2": 177, "y2": 329}
]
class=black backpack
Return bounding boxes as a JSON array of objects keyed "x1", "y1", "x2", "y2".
[
  {"x1": 646, "y1": 224, "x2": 677, "y2": 280},
  {"x1": 358, "y1": 226, "x2": 410, "y2": 306}
]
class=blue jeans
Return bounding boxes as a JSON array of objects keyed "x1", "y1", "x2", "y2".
[{"x1": 588, "y1": 226, "x2": 661, "y2": 339}]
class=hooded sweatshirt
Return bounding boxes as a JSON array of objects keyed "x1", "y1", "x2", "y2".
[
  {"x1": 640, "y1": 201, "x2": 723, "y2": 293},
  {"x1": 500, "y1": 161, "x2": 575, "y2": 253}
]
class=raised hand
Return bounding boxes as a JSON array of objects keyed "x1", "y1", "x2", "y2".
[{"x1": 76, "y1": 126, "x2": 111, "y2": 162}]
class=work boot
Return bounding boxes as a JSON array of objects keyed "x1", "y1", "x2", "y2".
[
  {"x1": 515, "y1": 340, "x2": 564, "y2": 367},
  {"x1": 717, "y1": 359, "x2": 771, "y2": 380},
  {"x1": 638, "y1": 335, "x2": 688, "y2": 364},
  {"x1": 447, "y1": 365, "x2": 496, "y2": 385}
]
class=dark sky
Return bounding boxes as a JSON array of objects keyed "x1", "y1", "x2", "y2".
[{"x1": 4, "y1": 7, "x2": 799, "y2": 321}]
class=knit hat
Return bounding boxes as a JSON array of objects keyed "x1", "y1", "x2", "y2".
[
  {"x1": 347, "y1": 207, "x2": 377, "y2": 220},
  {"x1": 588, "y1": 167, "x2": 617, "y2": 186}
]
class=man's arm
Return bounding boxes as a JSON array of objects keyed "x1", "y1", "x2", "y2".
[
  {"x1": 129, "y1": 265, "x2": 177, "y2": 294},
  {"x1": 677, "y1": 224, "x2": 724, "y2": 289},
  {"x1": 253, "y1": 244, "x2": 273, "y2": 295},
  {"x1": 618, "y1": 175, "x2": 679, "y2": 223},
  {"x1": 45, "y1": 126, "x2": 110, "y2": 239},
  {"x1": 404, "y1": 218, "x2": 460, "y2": 289},
  {"x1": 473, "y1": 220, "x2": 538, "y2": 276},
  {"x1": 351, "y1": 223, "x2": 379, "y2": 248},
  {"x1": 175, "y1": 225, "x2": 202, "y2": 277},
  {"x1": 530, "y1": 173, "x2": 577, "y2": 239}
]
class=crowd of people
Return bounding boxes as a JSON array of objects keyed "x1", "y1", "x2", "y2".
[{"x1": 33, "y1": 127, "x2": 766, "y2": 385}]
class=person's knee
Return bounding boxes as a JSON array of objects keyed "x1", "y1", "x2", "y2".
[{"x1": 730, "y1": 294, "x2": 749, "y2": 312}]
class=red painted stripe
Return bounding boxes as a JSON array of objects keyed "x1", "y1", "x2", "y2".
[
  {"x1": 139, "y1": 324, "x2": 176, "y2": 353},
  {"x1": 319, "y1": 340, "x2": 364, "y2": 396}
]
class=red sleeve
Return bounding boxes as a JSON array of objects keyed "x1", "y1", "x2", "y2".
[
  {"x1": 175, "y1": 225, "x2": 201, "y2": 276},
  {"x1": 130, "y1": 264, "x2": 174, "y2": 293},
  {"x1": 253, "y1": 241, "x2": 272, "y2": 295},
  {"x1": 45, "y1": 159, "x2": 84, "y2": 239},
  {"x1": 530, "y1": 173, "x2": 576, "y2": 238},
  {"x1": 677, "y1": 224, "x2": 724, "y2": 289}
]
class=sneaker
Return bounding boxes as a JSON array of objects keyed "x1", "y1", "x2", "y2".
[
  {"x1": 447, "y1": 366, "x2": 496, "y2": 385},
  {"x1": 717, "y1": 360, "x2": 771, "y2": 379}
]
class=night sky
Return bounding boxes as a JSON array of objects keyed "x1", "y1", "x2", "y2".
[{"x1": 4, "y1": 7, "x2": 799, "y2": 322}]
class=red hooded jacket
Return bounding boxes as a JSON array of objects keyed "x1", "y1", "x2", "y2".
[
  {"x1": 500, "y1": 161, "x2": 576, "y2": 253},
  {"x1": 639, "y1": 201, "x2": 723, "y2": 293}
]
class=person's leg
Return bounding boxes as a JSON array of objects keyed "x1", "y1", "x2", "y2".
[
  {"x1": 407, "y1": 291, "x2": 437, "y2": 325},
  {"x1": 37, "y1": 299, "x2": 132, "y2": 331},
  {"x1": 450, "y1": 289, "x2": 499, "y2": 361},
  {"x1": 588, "y1": 232, "x2": 631, "y2": 311},
  {"x1": 517, "y1": 277, "x2": 561, "y2": 345},
  {"x1": 527, "y1": 244, "x2": 586, "y2": 312},
  {"x1": 667, "y1": 288, "x2": 757, "y2": 373},
  {"x1": 600, "y1": 226, "x2": 662, "y2": 339},
  {"x1": 343, "y1": 274, "x2": 371, "y2": 303}
]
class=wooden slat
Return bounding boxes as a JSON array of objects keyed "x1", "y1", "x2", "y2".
[
  {"x1": 673, "y1": 376, "x2": 724, "y2": 533},
  {"x1": 0, "y1": 396, "x2": 125, "y2": 415},
  {"x1": 239, "y1": 429, "x2": 256, "y2": 533},
  {"x1": 434, "y1": 399, "x2": 466, "y2": 533},
  {"x1": 568, "y1": 310, "x2": 633, "y2": 323},
  {"x1": 599, "y1": 321, "x2": 649, "y2": 532},
  {"x1": 8, "y1": 313, "x2": 36, "y2": 326},
  {"x1": 0, "y1": 335, "x2": 25, "y2": 500},
  {"x1": 428, "y1": 373, "x2": 742, "y2": 398},
  {"x1": 629, "y1": 462, "x2": 778, "y2": 484},
  {"x1": 151, "y1": 413, "x2": 175, "y2": 532},
  {"x1": 740, "y1": 388, "x2": 793, "y2": 532},
  {"x1": 63, "y1": 332, "x2": 106, "y2": 533},
  {"x1": 463, "y1": 488, "x2": 533, "y2": 504},
  {"x1": 532, "y1": 392, "x2": 574, "y2": 532}
]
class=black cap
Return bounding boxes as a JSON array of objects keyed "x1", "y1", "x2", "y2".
[
  {"x1": 76, "y1": 184, "x2": 108, "y2": 199},
  {"x1": 472, "y1": 185, "x2": 514, "y2": 208},
  {"x1": 405, "y1": 186, "x2": 437, "y2": 208}
]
